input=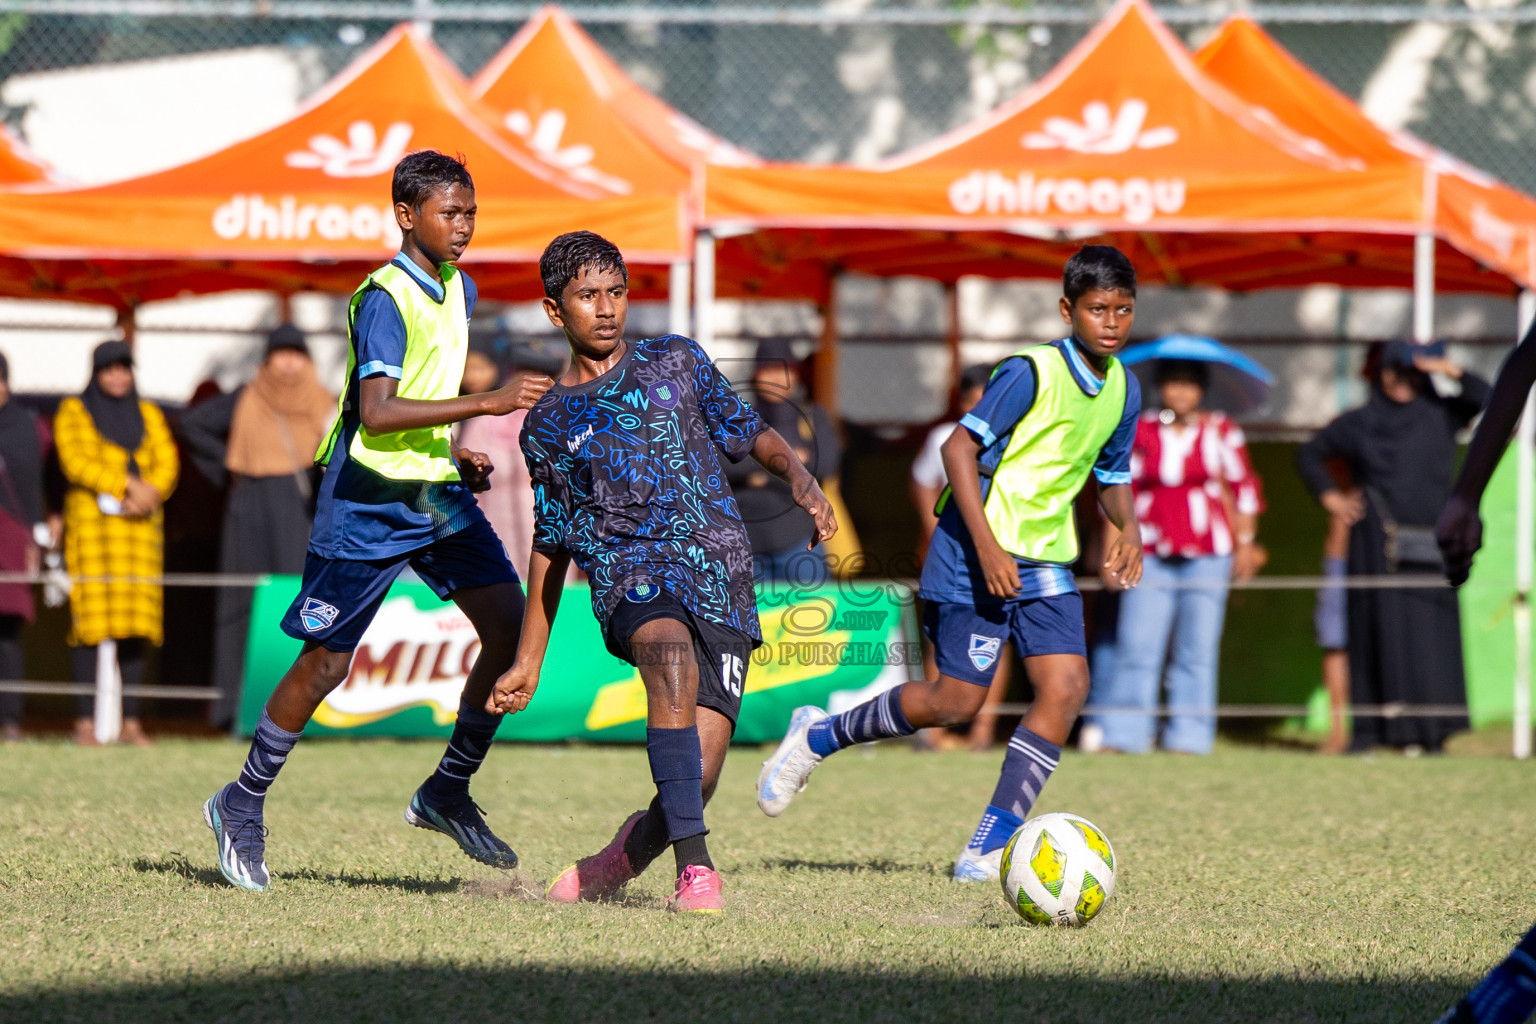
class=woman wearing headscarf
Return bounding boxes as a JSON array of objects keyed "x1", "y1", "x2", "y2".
[
  {"x1": 1297, "y1": 341, "x2": 1489, "y2": 754},
  {"x1": 1088, "y1": 359, "x2": 1265, "y2": 755},
  {"x1": 179, "y1": 324, "x2": 334, "y2": 731},
  {"x1": 55, "y1": 340, "x2": 179, "y2": 745},
  {"x1": 0, "y1": 352, "x2": 53, "y2": 742}
]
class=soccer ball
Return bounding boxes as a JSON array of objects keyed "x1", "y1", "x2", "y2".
[{"x1": 1000, "y1": 812, "x2": 1117, "y2": 926}]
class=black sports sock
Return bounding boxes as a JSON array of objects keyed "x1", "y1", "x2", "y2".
[
  {"x1": 622, "y1": 796, "x2": 671, "y2": 873},
  {"x1": 425, "y1": 700, "x2": 499, "y2": 802},
  {"x1": 673, "y1": 833, "x2": 713, "y2": 874}
]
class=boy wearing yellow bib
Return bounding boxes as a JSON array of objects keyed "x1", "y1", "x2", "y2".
[
  {"x1": 758, "y1": 246, "x2": 1144, "y2": 883},
  {"x1": 202, "y1": 152, "x2": 553, "y2": 891}
]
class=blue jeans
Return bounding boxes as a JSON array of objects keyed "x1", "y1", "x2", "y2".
[{"x1": 1091, "y1": 554, "x2": 1232, "y2": 754}]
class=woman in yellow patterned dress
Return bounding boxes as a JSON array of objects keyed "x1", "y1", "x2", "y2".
[{"x1": 55, "y1": 341, "x2": 179, "y2": 745}]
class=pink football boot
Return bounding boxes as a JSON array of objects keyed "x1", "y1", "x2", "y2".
[
  {"x1": 546, "y1": 810, "x2": 645, "y2": 904},
  {"x1": 666, "y1": 865, "x2": 724, "y2": 915}
]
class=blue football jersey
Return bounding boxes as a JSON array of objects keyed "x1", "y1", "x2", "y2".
[{"x1": 520, "y1": 335, "x2": 767, "y2": 641}]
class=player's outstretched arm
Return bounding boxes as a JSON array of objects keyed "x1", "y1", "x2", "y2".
[
  {"x1": 1098, "y1": 483, "x2": 1143, "y2": 590},
  {"x1": 748, "y1": 427, "x2": 838, "y2": 549},
  {"x1": 1437, "y1": 321, "x2": 1536, "y2": 586},
  {"x1": 358, "y1": 372, "x2": 553, "y2": 434},
  {"x1": 940, "y1": 426, "x2": 1020, "y2": 600},
  {"x1": 487, "y1": 547, "x2": 570, "y2": 715}
]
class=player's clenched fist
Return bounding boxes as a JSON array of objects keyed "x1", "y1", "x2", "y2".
[
  {"x1": 793, "y1": 478, "x2": 838, "y2": 548},
  {"x1": 487, "y1": 664, "x2": 540, "y2": 715},
  {"x1": 483, "y1": 372, "x2": 554, "y2": 415},
  {"x1": 452, "y1": 447, "x2": 495, "y2": 493}
]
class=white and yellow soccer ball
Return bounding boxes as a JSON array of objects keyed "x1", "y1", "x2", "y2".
[{"x1": 1000, "y1": 812, "x2": 1117, "y2": 926}]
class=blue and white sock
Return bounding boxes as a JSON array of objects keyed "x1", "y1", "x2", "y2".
[
  {"x1": 425, "y1": 700, "x2": 500, "y2": 802},
  {"x1": 967, "y1": 726, "x2": 1061, "y2": 854},
  {"x1": 225, "y1": 710, "x2": 302, "y2": 818},
  {"x1": 807, "y1": 685, "x2": 914, "y2": 757},
  {"x1": 1455, "y1": 924, "x2": 1536, "y2": 1024}
]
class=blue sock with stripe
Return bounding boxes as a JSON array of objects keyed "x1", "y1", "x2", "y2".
[
  {"x1": 1452, "y1": 923, "x2": 1536, "y2": 1024},
  {"x1": 425, "y1": 700, "x2": 501, "y2": 803},
  {"x1": 225, "y1": 709, "x2": 302, "y2": 818},
  {"x1": 807, "y1": 685, "x2": 914, "y2": 757},
  {"x1": 967, "y1": 726, "x2": 1061, "y2": 854}
]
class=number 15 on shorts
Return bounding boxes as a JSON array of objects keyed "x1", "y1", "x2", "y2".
[{"x1": 720, "y1": 653, "x2": 744, "y2": 697}]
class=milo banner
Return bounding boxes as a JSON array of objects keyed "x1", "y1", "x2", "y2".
[{"x1": 238, "y1": 577, "x2": 918, "y2": 743}]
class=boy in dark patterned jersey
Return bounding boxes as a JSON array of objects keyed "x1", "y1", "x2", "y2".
[{"x1": 489, "y1": 231, "x2": 836, "y2": 914}]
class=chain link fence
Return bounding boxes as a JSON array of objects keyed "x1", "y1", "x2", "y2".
[{"x1": 0, "y1": 2, "x2": 1534, "y2": 190}]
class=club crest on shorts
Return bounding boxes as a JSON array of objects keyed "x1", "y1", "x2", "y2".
[
  {"x1": 647, "y1": 380, "x2": 680, "y2": 410},
  {"x1": 968, "y1": 633, "x2": 1003, "y2": 671},
  {"x1": 299, "y1": 597, "x2": 340, "y2": 633},
  {"x1": 626, "y1": 583, "x2": 659, "y2": 603}
]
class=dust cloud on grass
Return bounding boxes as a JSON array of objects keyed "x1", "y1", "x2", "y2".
[{"x1": 0, "y1": 737, "x2": 1530, "y2": 1022}]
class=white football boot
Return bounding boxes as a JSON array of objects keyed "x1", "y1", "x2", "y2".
[
  {"x1": 952, "y1": 845, "x2": 1003, "y2": 883},
  {"x1": 756, "y1": 705, "x2": 829, "y2": 817}
]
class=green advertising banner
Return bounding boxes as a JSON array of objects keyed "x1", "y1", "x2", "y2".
[{"x1": 239, "y1": 577, "x2": 918, "y2": 743}]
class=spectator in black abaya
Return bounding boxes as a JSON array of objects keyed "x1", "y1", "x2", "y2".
[
  {"x1": 0, "y1": 352, "x2": 52, "y2": 742},
  {"x1": 179, "y1": 325, "x2": 335, "y2": 730},
  {"x1": 1297, "y1": 341, "x2": 1489, "y2": 753}
]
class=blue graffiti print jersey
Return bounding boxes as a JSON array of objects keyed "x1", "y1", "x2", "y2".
[{"x1": 520, "y1": 335, "x2": 767, "y2": 642}]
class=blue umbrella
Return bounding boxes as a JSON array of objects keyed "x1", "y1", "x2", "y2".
[{"x1": 1119, "y1": 334, "x2": 1276, "y2": 415}]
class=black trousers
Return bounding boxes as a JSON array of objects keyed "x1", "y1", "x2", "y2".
[
  {"x1": 0, "y1": 616, "x2": 23, "y2": 726},
  {"x1": 71, "y1": 639, "x2": 144, "y2": 718}
]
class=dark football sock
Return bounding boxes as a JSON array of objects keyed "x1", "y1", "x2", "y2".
[
  {"x1": 967, "y1": 726, "x2": 1061, "y2": 854},
  {"x1": 646, "y1": 726, "x2": 708, "y2": 870},
  {"x1": 807, "y1": 684, "x2": 914, "y2": 757},
  {"x1": 1452, "y1": 922, "x2": 1536, "y2": 1024},
  {"x1": 425, "y1": 699, "x2": 500, "y2": 802},
  {"x1": 225, "y1": 709, "x2": 302, "y2": 818},
  {"x1": 673, "y1": 833, "x2": 714, "y2": 874},
  {"x1": 622, "y1": 796, "x2": 671, "y2": 874}
]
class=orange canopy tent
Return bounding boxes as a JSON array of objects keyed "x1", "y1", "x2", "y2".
[
  {"x1": 471, "y1": 4, "x2": 757, "y2": 192},
  {"x1": 0, "y1": 24, "x2": 689, "y2": 310},
  {"x1": 0, "y1": 125, "x2": 58, "y2": 185},
  {"x1": 1194, "y1": 15, "x2": 1536, "y2": 336},
  {"x1": 1195, "y1": 17, "x2": 1536, "y2": 758},
  {"x1": 470, "y1": 4, "x2": 759, "y2": 332},
  {"x1": 701, "y1": 0, "x2": 1528, "y2": 327}
]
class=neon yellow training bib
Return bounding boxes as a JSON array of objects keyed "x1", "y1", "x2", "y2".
[
  {"x1": 981, "y1": 343, "x2": 1127, "y2": 565},
  {"x1": 317, "y1": 261, "x2": 467, "y2": 483}
]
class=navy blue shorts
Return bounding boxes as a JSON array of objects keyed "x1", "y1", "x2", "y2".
[
  {"x1": 606, "y1": 586, "x2": 754, "y2": 728},
  {"x1": 280, "y1": 517, "x2": 517, "y2": 652},
  {"x1": 923, "y1": 592, "x2": 1086, "y2": 686}
]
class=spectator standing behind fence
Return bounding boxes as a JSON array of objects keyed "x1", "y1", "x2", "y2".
[
  {"x1": 1297, "y1": 341, "x2": 1488, "y2": 754},
  {"x1": 55, "y1": 341, "x2": 179, "y2": 746},
  {"x1": 726, "y1": 339, "x2": 841, "y2": 584},
  {"x1": 0, "y1": 352, "x2": 54, "y2": 742},
  {"x1": 910, "y1": 363, "x2": 1010, "y2": 751},
  {"x1": 1315, "y1": 464, "x2": 1357, "y2": 755},
  {"x1": 1088, "y1": 359, "x2": 1265, "y2": 754},
  {"x1": 179, "y1": 325, "x2": 334, "y2": 731}
]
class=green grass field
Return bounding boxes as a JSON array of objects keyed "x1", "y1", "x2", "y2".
[{"x1": 1, "y1": 738, "x2": 1533, "y2": 1023}]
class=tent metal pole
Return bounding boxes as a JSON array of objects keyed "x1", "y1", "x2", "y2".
[
  {"x1": 668, "y1": 260, "x2": 692, "y2": 338},
  {"x1": 93, "y1": 638, "x2": 121, "y2": 745},
  {"x1": 814, "y1": 276, "x2": 840, "y2": 419},
  {"x1": 693, "y1": 230, "x2": 715, "y2": 354},
  {"x1": 413, "y1": 0, "x2": 434, "y2": 36},
  {"x1": 1515, "y1": 289, "x2": 1535, "y2": 759},
  {"x1": 1413, "y1": 165, "x2": 1438, "y2": 345},
  {"x1": 1412, "y1": 231, "x2": 1435, "y2": 343}
]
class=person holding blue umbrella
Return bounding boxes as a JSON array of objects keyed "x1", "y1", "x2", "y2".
[{"x1": 1086, "y1": 335, "x2": 1271, "y2": 755}]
